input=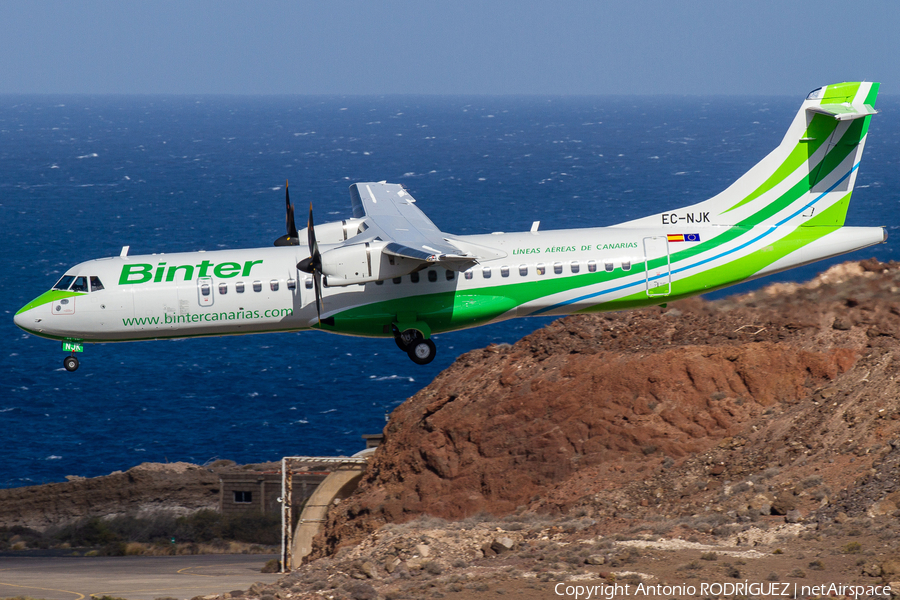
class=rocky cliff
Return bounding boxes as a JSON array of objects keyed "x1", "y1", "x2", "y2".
[{"x1": 316, "y1": 259, "x2": 900, "y2": 556}]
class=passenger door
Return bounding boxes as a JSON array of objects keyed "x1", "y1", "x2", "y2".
[{"x1": 643, "y1": 236, "x2": 671, "y2": 297}]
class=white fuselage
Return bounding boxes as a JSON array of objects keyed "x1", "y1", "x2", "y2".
[{"x1": 16, "y1": 226, "x2": 655, "y2": 342}]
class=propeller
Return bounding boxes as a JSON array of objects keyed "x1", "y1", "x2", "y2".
[
  {"x1": 274, "y1": 180, "x2": 300, "y2": 246},
  {"x1": 297, "y1": 202, "x2": 323, "y2": 323}
]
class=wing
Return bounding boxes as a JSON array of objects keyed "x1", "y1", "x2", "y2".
[{"x1": 349, "y1": 182, "x2": 502, "y2": 268}]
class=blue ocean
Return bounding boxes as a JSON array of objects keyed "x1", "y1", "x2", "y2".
[{"x1": 2, "y1": 94, "x2": 898, "y2": 488}]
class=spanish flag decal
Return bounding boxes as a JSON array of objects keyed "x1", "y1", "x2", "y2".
[{"x1": 667, "y1": 233, "x2": 700, "y2": 242}]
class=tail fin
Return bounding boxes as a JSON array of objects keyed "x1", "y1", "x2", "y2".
[{"x1": 618, "y1": 82, "x2": 879, "y2": 229}]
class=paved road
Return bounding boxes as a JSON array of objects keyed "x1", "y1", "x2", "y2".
[{"x1": 0, "y1": 554, "x2": 281, "y2": 600}]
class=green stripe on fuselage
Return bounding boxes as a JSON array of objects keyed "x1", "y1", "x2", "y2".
[
  {"x1": 16, "y1": 290, "x2": 85, "y2": 315},
  {"x1": 328, "y1": 187, "x2": 859, "y2": 337},
  {"x1": 590, "y1": 193, "x2": 854, "y2": 311},
  {"x1": 325, "y1": 271, "x2": 619, "y2": 337}
]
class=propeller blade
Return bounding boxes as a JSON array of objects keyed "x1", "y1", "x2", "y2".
[
  {"x1": 274, "y1": 180, "x2": 300, "y2": 246},
  {"x1": 312, "y1": 270, "x2": 323, "y2": 322},
  {"x1": 286, "y1": 180, "x2": 299, "y2": 239},
  {"x1": 296, "y1": 202, "x2": 323, "y2": 324},
  {"x1": 307, "y1": 202, "x2": 319, "y2": 261}
]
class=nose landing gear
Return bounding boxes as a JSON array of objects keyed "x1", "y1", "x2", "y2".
[{"x1": 61, "y1": 340, "x2": 83, "y2": 372}]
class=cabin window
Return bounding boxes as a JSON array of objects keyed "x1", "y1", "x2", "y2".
[
  {"x1": 464, "y1": 270, "x2": 473, "y2": 280},
  {"x1": 570, "y1": 261, "x2": 580, "y2": 274},
  {"x1": 621, "y1": 260, "x2": 631, "y2": 271},
  {"x1": 393, "y1": 276, "x2": 402, "y2": 284},
  {"x1": 446, "y1": 270, "x2": 455, "y2": 281},
  {"x1": 90, "y1": 276, "x2": 104, "y2": 291},
  {"x1": 500, "y1": 266, "x2": 510, "y2": 278},
  {"x1": 236, "y1": 282, "x2": 245, "y2": 293},
  {"x1": 536, "y1": 263, "x2": 546, "y2": 276},
  {"x1": 428, "y1": 270, "x2": 437, "y2": 282},
  {"x1": 218, "y1": 283, "x2": 228, "y2": 295},
  {"x1": 587, "y1": 260, "x2": 597, "y2": 273},
  {"x1": 482, "y1": 266, "x2": 492, "y2": 279},
  {"x1": 200, "y1": 282, "x2": 211, "y2": 296},
  {"x1": 410, "y1": 272, "x2": 420, "y2": 283},
  {"x1": 604, "y1": 261, "x2": 614, "y2": 272},
  {"x1": 553, "y1": 262, "x2": 563, "y2": 275},
  {"x1": 519, "y1": 265, "x2": 528, "y2": 276},
  {"x1": 287, "y1": 279, "x2": 296, "y2": 290},
  {"x1": 253, "y1": 281, "x2": 262, "y2": 292},
  {"x1": 270, "y1": 279, "x2": 279, "y2": 292},
  {"x1": 53, "y1": 275, "x2": 75, "y2": 291},
  {"x1": 233, "y1": 491, "x2": 252, "y2": 504},
  {"x1": 304, "y1": 279, "x2": 313, "y2": 290}
]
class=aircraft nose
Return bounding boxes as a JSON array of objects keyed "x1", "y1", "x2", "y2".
[
  {"x1": 14, "y1": 299, "x2": 45, "y2": 334},
  {"x1": 14, "y1": 291, "x2": 55, "y2": 334},
  {"x1": 13, "y1": 307, "x2": 29, "y2": 331},
  {"x1": 13, "y1": 306, "x2": 33, "y2": 329}
]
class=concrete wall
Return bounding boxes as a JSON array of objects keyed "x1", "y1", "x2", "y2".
[{"x1": 220, "y1": 472, "x2": 327, "y2": 516}]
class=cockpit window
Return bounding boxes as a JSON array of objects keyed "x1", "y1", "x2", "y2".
[
  {"x1": 70, "y1": 276, "x2": 89, "y2": 292},
  {"x1": 53, "y1": 275, "x2": 75, "y2": 291},
  {"x1": 90, "y1": 276, "x2": 104, "y2": 292}
]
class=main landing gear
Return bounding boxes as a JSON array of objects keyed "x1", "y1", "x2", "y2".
[
  {"x1": 394, "y1": 328, "x2": 437, "y2": 365},
  {"x1": 63, "y1": 355, "x2": 79, "y2": 372}
]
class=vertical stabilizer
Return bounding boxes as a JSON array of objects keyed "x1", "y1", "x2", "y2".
[{"x1": 616, "y1": 82, "x2": 879, "y2": 230}]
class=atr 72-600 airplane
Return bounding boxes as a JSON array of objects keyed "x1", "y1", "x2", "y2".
[{"x1": 15, "y1": 82, "x2": 887, "y2": 370}]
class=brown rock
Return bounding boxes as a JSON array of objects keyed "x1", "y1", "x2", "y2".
[
  {"x1": 883, "y1": 558, "x2": 900, "y2": 577},
  {"x1": 345, "y1": 582, "x2": 377, "y2": 600},
  {"x1": 771, "y1": 494, "x2": 797, "y2": 515},
  {"x1": 863, "y1": 563, "x2": 884, "y2": 577},
  {"x1": 383, "y1": 557, "x2": 399, "y2": 574},
  {"x1": 833, "y1": 318, "x2": 852, "y2": 330},
  {"x1": 784, "y1": 509, "x2": 803, "y2": 523},
  {"x1": 748, "y1": 493, "x2": 776, "y2": 515},
  {"x1": 491, "y1": 537, "x2": 515, "y2": 554},
  {"x1": 359, "y1": 560, "x2": 378, "y2": 579},
  {"x1": 869, "y1": 499, "x2": 899, "y2": 517}
]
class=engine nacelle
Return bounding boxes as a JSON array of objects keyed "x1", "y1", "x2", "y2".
[
  {"x1": 299, "y1": 218, "x2": 366, "y2": 245},
  {"x1": 321, "y1": 242, "x2": 425, "y2": 286}
]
